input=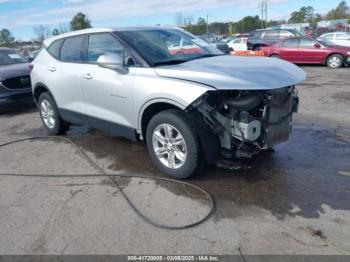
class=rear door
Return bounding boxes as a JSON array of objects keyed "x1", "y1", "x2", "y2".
[
  {"x1": 81, "y1": 33, "x2": 136, "y2": 136},
  {"x1": 278, "y1": 38, "x2": 300, "y2": 62},
  {"x1": 47, "y1": 35, "x2": 88, "y2": 124}
]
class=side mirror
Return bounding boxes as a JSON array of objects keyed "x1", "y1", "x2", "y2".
[
  {"x1": 314, "y1": 43, "x2": 321, "y2": 48},
  {"x1": 97, "y1": 54, "x2": 128, "y2": 74}
]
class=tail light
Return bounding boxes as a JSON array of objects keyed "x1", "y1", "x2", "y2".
[{"x1": 29, "y1": 64, "x2": 34, "y2": 72}]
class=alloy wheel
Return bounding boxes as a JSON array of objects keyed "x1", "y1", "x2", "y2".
[
  {"x1": 41, "y1": 99, "x2": 56, "y2": 129},
  {"x1": 152, "y1": 124, "x2": 187, "y2": 169},
  {"x1": 329, "y1": 56, "x2": 341, "y2": 68}
]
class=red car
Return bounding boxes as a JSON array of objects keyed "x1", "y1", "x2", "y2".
[{"x1": 260, "y1": 37, "x2": 350, "y2": 68}]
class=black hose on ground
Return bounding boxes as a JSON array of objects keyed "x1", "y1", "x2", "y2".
[{"x1": 0, "y1": 136, "x2": 215, "y2": 230}]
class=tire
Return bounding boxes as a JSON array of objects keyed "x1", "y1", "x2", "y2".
[
  {"x1": 146, "y1": 109, "x2": 200, "y2": 179},
  {"x1": 326, "y1": 54, "x2": 343, "y2": 68},
  {"x1": 270, "y1": 54, "x2": 281, "y2": 59},
  {"x1": 38, "y1": 92, "x2": 68, "y2": 135},
  {"x1": 229, "y1": 47, "x2": 234, "y2": 52}
]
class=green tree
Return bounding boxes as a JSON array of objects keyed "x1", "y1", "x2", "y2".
[
  {"x1": 52, "y1": 28, "x2": 60, "y2": 36},
  {"x1": 190, "y1": 17, "x2": 207, "y2": 35},
  {"x1": 70, "y1": 12, "x2": 92, "y2": 31},
  {"x1": 312, "y1": 13, "x2": 323, "y2": 26},
  {"x1": 327, "y1": 1, "x2": 349, "y2": 19},
  {"x1": 0, "y1": 28, "x2": 15, "y2": 47},
  {"x1": 210, "y1": 22, "x2": 230, "y2": 35},
  {"x1": 231, "y1": 16, "x2": 261, "y2": 34},
  {"x1": 288, "y1": 6, "x2": 314, "y2": 23}
]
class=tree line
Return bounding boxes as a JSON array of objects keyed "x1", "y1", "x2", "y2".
[
  {"x1": 0, "y1": 12, "x2": 91, "y2": 47},
  {"x1": 1, "y1": 1, "x2": 349, "y2": 47},
  {"x1": 176, "y1": 1, "x2": 350, "y2": 35}
]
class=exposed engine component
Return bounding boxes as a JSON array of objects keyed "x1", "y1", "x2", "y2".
[
  {"x1": 189, "y1": 86, "x2": 298, "y2": 161},
  {"x1": 219, "y1": 93, "x2": 261, "y2": 112},
  {"x1": 232, "y1": 119, "x2": 261, "y2": 142}
]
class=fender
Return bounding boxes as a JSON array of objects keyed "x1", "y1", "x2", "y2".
[
  {"x1": 137, "y1": 98, "x2": 186, "y2": 134},
  {"x1": 33, "y1": 82, "x2": 56, "y2": 105}
]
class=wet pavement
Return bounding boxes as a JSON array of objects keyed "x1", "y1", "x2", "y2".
[{"x1": 0, "y1": 66, "x2": 350, "y2": 254}]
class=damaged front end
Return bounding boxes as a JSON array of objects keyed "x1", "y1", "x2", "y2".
[{"x1": 187, "y1": 86, "x2": 299, "y2": 165}]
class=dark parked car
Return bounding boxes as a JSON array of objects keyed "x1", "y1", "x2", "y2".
[
  {"x1": 199, "y1": 35, "x2": 229, "y2": 53},
  {"x1": 260, "y1": 37, "x2": 350, "y2": 68},
  {"x1": 0, "y1": 48, "x2": 33, "y2": 110},
  {"x1": 247, "y1": 29, "x2": 303, "y2": 50}
]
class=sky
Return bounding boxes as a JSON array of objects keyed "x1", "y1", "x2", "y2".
[{"x1": 0, "y1": 0, "x2": 345, "y2": 40}]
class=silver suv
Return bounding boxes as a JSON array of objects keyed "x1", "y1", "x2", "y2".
[{"x1": 31, "y1": 27, "x2": 305, "y2": 178}]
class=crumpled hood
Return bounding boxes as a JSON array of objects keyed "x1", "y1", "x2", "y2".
[
  {"x1": 0, "y1": 63, "x2": 30, "y2": 80},
  {"x1": 154, "y1": 55, "x2": 306, "y2": 90}
]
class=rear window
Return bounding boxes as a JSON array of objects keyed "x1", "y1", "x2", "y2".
[
  {"x1": 47, "y1": 39, "x2": 63, "y2": 59},
  {"x1": 60, "y1": 36, "x2": 84, "y2": 63},
  {"x1": 0, "y1": 50, "x2": 27, "y2": 65}
]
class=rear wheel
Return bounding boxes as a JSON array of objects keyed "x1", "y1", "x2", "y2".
[
  {"x1": 146, "y1": 109, "x2": 200, "y2": 179},
  {"x1": 38, "y1": 92, "x2": 69, "y2": 135},
  {"x1": 327, "y1": 54, "x2": 343, "y2": 68},
  {"x1": 270, "y1": 54, "x2": 281, "y2": 59}
]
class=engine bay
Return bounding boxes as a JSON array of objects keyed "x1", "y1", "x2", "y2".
[{"x1": 188, "y1": 86, "x2": 299, "y2": 160}]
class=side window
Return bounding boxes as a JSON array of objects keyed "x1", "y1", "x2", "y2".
[
  {"x1": 299, "y1": 38, "x2": 316, "y2": 48},
  {"x1": 88, "y1": 33, "x2": 124, "y2": 63},
  {"x1": 60, "y1": 36, "x2": 84, "y2": 63},
  {"x1": 47, "y1": 39, "x2": 63, "y2": 59},
  {"x1": 323, "y1": 34, "x2": 334, "y2": 39},
  {"x1": 263, "y1": 30, "x2": 279, "y2": 40},
  {"x1": 336, "y1": 34, "x2": 349, "y2": 40},
  {"x1": 282, "y1": 38, "x2": 298, "y2": 48},
  {"x1": 279, "y1": 30, "x2": 295, "y2": 38}
]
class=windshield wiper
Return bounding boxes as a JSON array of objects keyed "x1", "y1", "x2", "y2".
[{"x1": 153, "y1": 59, "x2": 189, "y2": 66}]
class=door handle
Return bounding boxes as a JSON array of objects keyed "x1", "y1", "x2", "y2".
[
  {"x1": 48, "y1": 67, "x2": 56, "y2": 72},
  {"x1": 82, "y1": 73, "x2": 92, "y2": 80}
]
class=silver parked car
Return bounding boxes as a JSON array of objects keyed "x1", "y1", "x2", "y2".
[{"x1": 30, "y1": 27, "x2": 305, "y2": 178}]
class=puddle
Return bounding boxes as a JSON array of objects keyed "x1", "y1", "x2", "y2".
[{"x1": 67, "y1": 123, "x2": 350, "y2": 221}]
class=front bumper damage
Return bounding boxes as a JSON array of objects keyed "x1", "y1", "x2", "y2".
[{"x1": 186, "y1": 86, "x2": 299, "y2": 165}]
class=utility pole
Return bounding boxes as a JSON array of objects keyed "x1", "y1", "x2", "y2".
[
  {"x1": 260, "y1": 1, "x2": 264, "y2": 29},
  {"x1": 265, "y1": 0, "x2": 268, "y2": 29},
  {"x1": 206, "y1": 14, "x2": 209, "y2": 36}
]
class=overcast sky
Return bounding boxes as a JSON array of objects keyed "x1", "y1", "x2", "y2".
[{"x1": 0, "y1": 0, "x2": 343, "y2": 40}]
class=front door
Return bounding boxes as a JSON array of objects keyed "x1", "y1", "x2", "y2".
[
  {"x1": 297, "y1": 38, "x2": 325, "y2": 63},
  {"x1": 81, "y1": 33, "x2": 136, "y2": 138}
]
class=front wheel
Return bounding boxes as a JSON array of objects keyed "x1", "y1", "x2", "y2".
[
  {"x1": 327, "y1": 54, "x2": 343, "y2": 68},
  {"x1": 146, "y1": 109, "x2": 201, "y2": 179}
]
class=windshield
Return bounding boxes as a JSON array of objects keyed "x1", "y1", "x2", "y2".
[
  {"x1": 318, "y1": 38, "x2": 335, "y2": 47},
  {"x1": 117, "y1": 29, "x2": 223, "y2": 66},
  {"x1": 0, "y1": 50, "x2": 28, "y2": 65}
]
